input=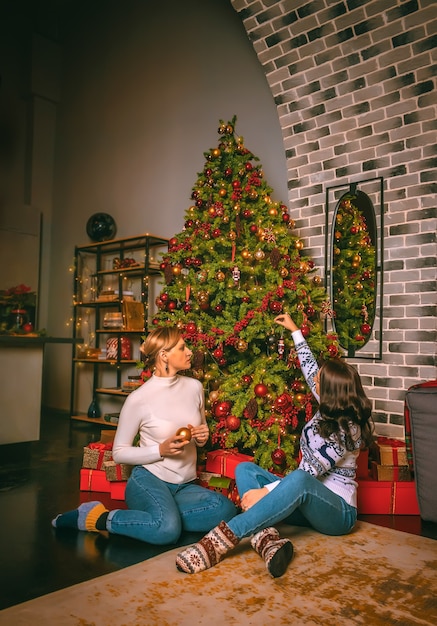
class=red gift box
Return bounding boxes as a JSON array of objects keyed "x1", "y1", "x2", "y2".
[
  {"x1": 110, "y1": 481, "x2": 127, "y2": 500},
  {"x1": 392, "y1": 481, "x2": 420, "y2": 515},
  {"x1": 357, "y1": 478, "x2": 420, "y2": 515},
  {"x1": 80, "y1": 468, "x2": 111, "y2": 492},
  {"x1": 206, "y1": 450, "x2": 254, "y2": 479},
  {"x1": 356, "y1": 449, "x2": 369, "y2": 479}
]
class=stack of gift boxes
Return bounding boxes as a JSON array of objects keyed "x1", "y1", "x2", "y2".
[
  {"x1": 356, "y1": 436, "x2": 420, "y2": 515},
  {"x1": 80, "y1": 430, "x2": 132, "y2": 500},
  {"x1": 79, "y1": 431, "x2": 420, "y2": 516}
]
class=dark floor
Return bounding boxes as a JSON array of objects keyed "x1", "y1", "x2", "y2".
[{"x1": 1, "y1": 412, "x2": 436, "y2": 612}]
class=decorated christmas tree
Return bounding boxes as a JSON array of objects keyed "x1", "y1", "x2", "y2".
[
  {"x1": 152, "y1": 117, "x2": 340, "y2": 474},
  {"x1": 331, "y1": 195, "x2": 376, "y2": 354}
]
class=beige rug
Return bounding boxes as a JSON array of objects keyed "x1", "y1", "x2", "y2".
[{"x1": 1, "y1": 521, "x2": 436, "y2": 626}]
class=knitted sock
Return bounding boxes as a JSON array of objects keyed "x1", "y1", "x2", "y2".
[
  {"x1": 51, "y1": 501, "x2": 109, "y2": 532},
  {"x1": 250, "y1": 527, "x2": 294, "y2": 578},
  {"x1": 176, "y1": 521, "x2": 240, "y2": 574}
]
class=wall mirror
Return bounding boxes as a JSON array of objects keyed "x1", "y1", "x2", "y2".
[{"x1": 325, "y1": 177, "x2": 383, "y2": 360}]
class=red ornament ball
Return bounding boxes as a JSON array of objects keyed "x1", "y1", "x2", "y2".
[
  {"x1": 301, "y1": 324, "x2": 311, "y2": 338},
  {"x1": 242, "y1": 374, "x2": 253, "y2": 385},
  {"x1": 212, "y1": 347, "x2": 224, "y2": 359},
  {"x1": 361, "y1": 323, "x2": 371, "y2": 335},
  {"x1": 254, "y1": 383, "x2": 268, "y2": 397},
  {"x1": 226, "y1": 415, "x2": 241, "y2": 431},
  {"x1": 271, "y1": 448, "x2": 286, "y2": 467},
  {"x1": 213, "y1": 401, "x2": 232, "y2": 419},
  {"x1": 185, "y1": 321, "x2": 197, "y2": 335},
  {"x1": 327, "y1": 344, "x2": 339, "y2": 357}
]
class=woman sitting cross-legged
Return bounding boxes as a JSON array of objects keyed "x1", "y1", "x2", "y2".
[
  {"x1": 52, "y1": 327, "x2": 237, "y2": 544},
  {"x1": 175, "y1": 313, "x2": 374, "y2": 578}
]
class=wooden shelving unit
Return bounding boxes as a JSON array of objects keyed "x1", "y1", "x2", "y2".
[{"x1": 70, "y1": 233, "x2": 168, "y2": 427}]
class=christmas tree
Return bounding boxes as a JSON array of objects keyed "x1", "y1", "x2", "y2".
[
  {"x1": 331, "y1": 195, "x2": 376, "y2": 355},
  {"x1": 152, "y1": 117, "x2": 340, "y2": 474}
]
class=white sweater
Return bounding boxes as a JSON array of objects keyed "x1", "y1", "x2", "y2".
[{"x1": 112, "y1": 374, "x2": 205, "y2": 484}]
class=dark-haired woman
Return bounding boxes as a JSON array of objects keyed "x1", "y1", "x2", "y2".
[
  {"x1": 176, "y1": 313, "x2": 374, "y2": 577},
  {"x1": 52, "y1": 327, "x2": 237, "y2": 543}
]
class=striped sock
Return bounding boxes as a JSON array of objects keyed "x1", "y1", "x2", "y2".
[
  {"x1": 52, "y1": 501, "x2": 109, "y2": 532},
  {"x1": 176, "y1": 521, "x2": 239, "y2": 574}
]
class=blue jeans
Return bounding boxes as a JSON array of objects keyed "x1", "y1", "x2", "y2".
[
  {"x1": 106, "y1": 466, "x2": 237, "y2": 545},
  {"x1": 227, "y1": 462, "x2": 357, "y2": 539}
]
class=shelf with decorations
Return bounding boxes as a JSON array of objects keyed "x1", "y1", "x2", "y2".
[{"x1": 70, "y1": 233, "x2": 168, "y2": 427}]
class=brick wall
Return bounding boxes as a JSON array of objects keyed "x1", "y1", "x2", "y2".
[{"x1": 231, "y1": 0, "x2": 437, "y2": 437}]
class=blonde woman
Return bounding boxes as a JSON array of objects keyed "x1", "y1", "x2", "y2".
[{"x1": 52, "y1": 327, "x2": 237, "y2": 544}]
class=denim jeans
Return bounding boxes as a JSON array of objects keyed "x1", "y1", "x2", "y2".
[
  {"x1": 106, "y1": 465, "x2": 237, "y2": 545},
  {"x1": 227, "y1": 462, "x2": 357, "y2": 539}
]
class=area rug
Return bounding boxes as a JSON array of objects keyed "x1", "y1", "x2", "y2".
[{"x1": 1, "y1": 521, "x2": 436, "y2": 626}]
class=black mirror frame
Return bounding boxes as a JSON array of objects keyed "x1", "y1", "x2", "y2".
[{"x1": 324, "y1": 177, "x2": 384, "y2": 360}]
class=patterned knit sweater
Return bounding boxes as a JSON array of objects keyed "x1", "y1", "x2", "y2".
[{"x1": 269, "y1": 330, "x2": 362, "y2": 507}]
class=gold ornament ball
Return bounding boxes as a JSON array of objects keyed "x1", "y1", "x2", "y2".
[
  {"x1": 280, "y1": 267, "x2": 289, "y2": 278},
  {"x1": 254, "y1": 249, "x2": 265, "y2": 260},
  {"x1": 236, "y1": 339, "x2": 248, "y2": 352},
  {"x1": 268, "y1": 207, "x2": 278, "y2": 217},
  {"x1": 295, "y1": 240, "x2": 304, "y2": 250},
  {"x1": 176, "y1": 427, "x2": 192, "y2": 441},
  {"x1": 313, "y1": 275, "x2": 322, "y2": 285},
  {"x1": 212, "y1": 148, "x2": 221, "y2": 158},
  {"x1": 209, "y1": 390, "x2": 219, "y2": 403},
  {"x1": 241, "y1": 249, "x2": 251, "y2": 259},
  {"x1": 219, "y1": 188, "x2": 227, "y2": 198},
  {"x1": 229, "y1": 231, "x2": 237, "y2": 240},
  {"x1": 172, "y1": 264, "x2": 182, "y2": 275},
  {"x1": 216, "y1": 271, "x2": 225, "y2": 282}
]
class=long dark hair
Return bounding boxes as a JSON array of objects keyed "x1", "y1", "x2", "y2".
[{"x1": 317, "y1": 358, "x2": 374, "y2": 449}]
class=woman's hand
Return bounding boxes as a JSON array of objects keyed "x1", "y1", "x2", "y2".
[
  {"x1": 159, "y1": 435, "x2": 190, "y2": 457},
  {"x1": 274, "y1": 313, "x2": 299, "y2": 332},
  {"x1": 240, "y1": 487, "x2": 269, "y2": 511},
  {"x1": 189, "y1": 423, "x2": 209, "y2": 446}
]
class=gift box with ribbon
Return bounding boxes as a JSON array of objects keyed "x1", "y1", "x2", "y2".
[
  {"x1": 103, "y1": 460, "x2": 133, "y2": 482},
  {"x1": 357, "y1": 478, "x2": 420, "y2": 515},
  {"x1": 79, "y1": 468, "x2": 111, "y2": 492},
  {"x1": 205, "y1": 449, "x2": 254, "y2": 479},
  {"x1": 375, "y1": 437, "x2": 408, "y2": 466},
  {"x1": 82, "y1": 442, "x2": 113, "y2": 470},
  {"x1": 371, "y1": 461, "x2": 411, "y2": 482}
]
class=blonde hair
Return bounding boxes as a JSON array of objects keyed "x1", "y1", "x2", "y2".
[{"x1": 140, "y1": 327, "x2": 181, "y2": 369}]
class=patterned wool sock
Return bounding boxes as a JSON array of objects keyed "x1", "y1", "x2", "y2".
[
  {"x1": 175, "y1": 521, "x2": 240, "y2": 574},
  {"x1": 250, "y1": 527, "x2": 294, "y2": 578},
  {"x1": 51, "y1": 501, "x2": 109, "y2": 532}
]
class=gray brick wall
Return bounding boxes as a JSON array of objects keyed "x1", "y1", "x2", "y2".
[{"x1": 231, "y1": 0, "x2": 437, "y2": 438}]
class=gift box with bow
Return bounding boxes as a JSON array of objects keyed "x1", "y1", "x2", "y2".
[
  {"x1": 206, "y1": 449, "x2": 254, "y2": 479},
  {"x1": 82, "y1": 442, "x2": 113, "y2": 470},
  {"x1": 375, "y1": 437, "x2": 408, "y2": 466},
  {"x1": 103, "y1": 460, "x2": 133, "y2": 482}
]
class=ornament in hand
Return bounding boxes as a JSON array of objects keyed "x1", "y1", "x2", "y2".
[{"x1": 176, "y1": 427, "x2": 192, "y2": 442}]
